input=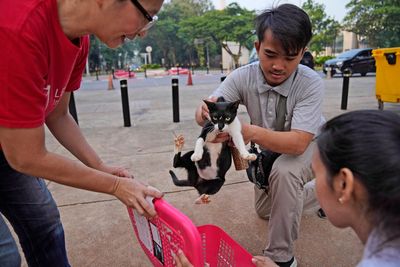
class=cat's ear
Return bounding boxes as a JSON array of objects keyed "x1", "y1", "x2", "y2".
[
  {"x1": 230, "y1": 100, "x2": 240, "y2": 111},
  {"x1": 203, "y1": 99, "x2": 216, "y2": 110}
]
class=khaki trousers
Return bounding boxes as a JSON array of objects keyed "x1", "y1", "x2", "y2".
[{"x1": 254, "y1": 140, "x2": 319, "y2": 262}]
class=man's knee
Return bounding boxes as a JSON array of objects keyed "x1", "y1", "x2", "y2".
[{"x1": 269, "y1": 155, "x2": 308, "y2": 187}]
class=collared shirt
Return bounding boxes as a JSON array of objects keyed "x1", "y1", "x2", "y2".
[
  {"x1": 357, "y1": 227, "x2": 400, "y2": 267},
  {"x1": 213, "y1": 62, "x2": 325, "y2": 134}
]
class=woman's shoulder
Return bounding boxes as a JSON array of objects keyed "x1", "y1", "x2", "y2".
[{"x1": 358, "y1": 228, "x2": 400, "y2": 267}]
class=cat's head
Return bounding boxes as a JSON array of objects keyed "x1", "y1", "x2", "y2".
[{"x1": 203, "y1": 98, "x2": 240, "y2": 131}]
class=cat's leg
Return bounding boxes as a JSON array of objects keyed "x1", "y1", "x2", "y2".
[
  {"x1": 228, "y1": 118, "x2": 257, "y2": 161},
  {"x1": 230, "y1": 131, "x2": 257, "y2": 161},
  {"x1": 174, "y1": 134, "x2": 185, "y2": 154},
  {"x1": 190, "y1": 138, "x2": 204, "y2": 162},
  {"x1": 195, "y1": 194, "x2": 211, "y2": 204}
]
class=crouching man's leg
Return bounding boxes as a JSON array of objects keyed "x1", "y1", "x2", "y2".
[{"x1": 254, "y1": 141, "x2": 317, "y2": 263}]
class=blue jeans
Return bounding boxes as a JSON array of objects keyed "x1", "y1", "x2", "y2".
[{"x1": 0, "y1": 151, "x2": 70, "y2": 267}]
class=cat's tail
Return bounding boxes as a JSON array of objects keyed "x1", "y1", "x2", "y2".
[{"x1": 169, "y1": 170, "x2": 192, "y2": 187}]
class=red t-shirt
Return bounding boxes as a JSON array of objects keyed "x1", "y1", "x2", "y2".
[{"x1": 0, "y1": 0, "x2": 89, "y2": 129}]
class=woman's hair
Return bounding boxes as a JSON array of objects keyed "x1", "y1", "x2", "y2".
[
  {"x1": 317, "y1": 110, "x2": 400, "y2": 230},
  {"x1": 254, "y1": 4, "x2": 312, "y2": 55}
]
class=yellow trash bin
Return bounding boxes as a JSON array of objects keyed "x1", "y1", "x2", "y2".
[{"x1": 372, "y1": 47, "x2": 400, "y2": 110}]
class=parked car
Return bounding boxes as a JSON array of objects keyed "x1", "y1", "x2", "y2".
[
  {"x1": 323, "y1": 48, "x2": 376, "y2": 77},
  {"x1": 168, "y1": 67, "x2": 189, "y2": 75},
  {"x1": 300, "y1": 51, "x2": 315, "y2": 69},
  {"x1": 114, "y1": 69, "x2": 135, "y2": 79}
]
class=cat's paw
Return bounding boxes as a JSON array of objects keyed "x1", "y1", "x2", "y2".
[
  {"x1": 191, "y1": 152, "x2": 203, "y2": 162},
  {"x1": 241, "y1": 152, "x2": 257, "y2": 161},
  {"x1": 174, "y1": 134, "x2": 185, "y2": 152},
  {"x1": 195, "y1": 194, "x2": 211, "y2": 204}
]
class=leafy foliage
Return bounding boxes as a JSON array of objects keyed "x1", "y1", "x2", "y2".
[
  {"x1": 179, "y1": 3, "x2": 256, "y2": 68},
  {"x1": 343, "y1": 0, "x2": 400, "y2": 47},
  {"x1": 302, "y1": 0, "x2": 341, "y2": 54}
]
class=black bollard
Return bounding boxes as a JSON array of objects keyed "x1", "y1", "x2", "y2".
[
  {"x1": 172, "y1": 77, "x2": 180, "y2": 122},
  {"x1": 69, "y1": 92, "x2": 79, "y2": 125},
  {"x1": 341, "y1": 69, "x2": 352, "y2": 110},
  {"x1": 120, "y1": 79, "x2": 131, "y2": 127},
  {"x1": 221, "y1": 76, "x2": 226, "y2": 82},
  {"x1": 95, "y1": 67, "x2": 99, "y2": 81}
]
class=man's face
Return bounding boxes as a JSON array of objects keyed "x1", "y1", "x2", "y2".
[
  {"x1": 96, "y1": 0, "x2": 163, "y2": 48},
  {"x1": 255, "y1": 29, "x2": 304, "y2": 86}
]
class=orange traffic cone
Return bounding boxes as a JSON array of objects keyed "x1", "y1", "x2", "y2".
[
  {"x1": 107, "y1": 74, "x2": 114, "y2": 90},
  {"x1": 187, "y1": 71, "x2": 193, "y2": 86}
]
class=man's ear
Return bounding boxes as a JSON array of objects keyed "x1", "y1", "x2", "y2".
[
  {"x1": 333, "y1": 167, "x2": 355, "y2": 204},
  {"x1": 255, "y1": 41, "x2": 260, "y2": 53},
  {"x1": 301, "y1": 47, "x2": 307, "y2": 57}
]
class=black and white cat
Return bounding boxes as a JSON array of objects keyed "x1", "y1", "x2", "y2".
[{"x1": 168, "y1": 97, "x2": 256, "y2": 203}]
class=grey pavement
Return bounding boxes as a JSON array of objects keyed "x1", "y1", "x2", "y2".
[{"x1": 9, "y1": 71, "x2": 400, "y2": 266}]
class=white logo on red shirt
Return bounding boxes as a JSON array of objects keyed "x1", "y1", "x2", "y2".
[{"x1": 44, "y1": 84, "x2": 51, "y2": 109}]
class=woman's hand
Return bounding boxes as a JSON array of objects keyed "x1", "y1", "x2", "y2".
[
  {"x1": 252, "y1": 256, "x2": 279, "y2": 267},
  {"x1": 174, "y1": 250, "x2": 193, "y2": 267}
]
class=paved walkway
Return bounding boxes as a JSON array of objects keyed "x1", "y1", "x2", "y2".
[{"x1": 10, "y1": 72, "x2": 400, "y2": 266}]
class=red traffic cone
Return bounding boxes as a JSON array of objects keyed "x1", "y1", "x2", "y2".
[
  {"x1": 187, "y1": 71, "x2": 193, "y2": 86},
  {"x1": 107, "y1": 74, "x2": 114, "y2": 90}
]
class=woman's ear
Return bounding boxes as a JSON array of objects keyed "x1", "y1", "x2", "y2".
[{"x1": 333, "y1": 168, "x2": 355, "y2": 204}]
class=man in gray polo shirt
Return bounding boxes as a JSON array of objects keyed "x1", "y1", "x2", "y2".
[{"x1": 195, "y1": 4, "x2": 324, "y2": 267}]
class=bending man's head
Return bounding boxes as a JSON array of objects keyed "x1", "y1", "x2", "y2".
[{"x1": 254, "y1": 4, "x2": 312, "y2": 86}]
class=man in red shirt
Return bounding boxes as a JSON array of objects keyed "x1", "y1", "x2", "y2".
[{"x1": 0, "y1": 0, "x2": 164, "y2": 265}]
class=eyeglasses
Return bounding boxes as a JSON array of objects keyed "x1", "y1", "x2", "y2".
[{"x1": 130, "y1": 0, "x2": 158, "y2": 31}]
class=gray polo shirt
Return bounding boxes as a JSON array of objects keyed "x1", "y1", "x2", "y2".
[{"x1": 213, "y1": 62, "x2": 325, "y2": 134}]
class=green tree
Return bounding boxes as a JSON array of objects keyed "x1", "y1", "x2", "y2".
[
  {"x1": 302, "y1": 0, "x2": 341, "y2": 54},
  {"x1": 343, "y1": 0, "x2": 400, "y2": 48},
  {"x1": 141, "y1": 0, "x2": 214, "y2": 67},
  {"x1": 179, "y1": 3, "x2": 256, "y2": 68},
  {"x1": 88, "y1": 0, "x2": 214, "y2": 71}
]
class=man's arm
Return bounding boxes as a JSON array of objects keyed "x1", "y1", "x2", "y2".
[{"x1": 241, "y1": 123, "x2": 313, "y2": 155}]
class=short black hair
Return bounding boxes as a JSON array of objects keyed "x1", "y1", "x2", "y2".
[
  {"x1": 317, "y1": 110, "x2": 400, "y2": 232},
  {"x1": 255, "y1": 4, "x2": 312, "y2": 55}
]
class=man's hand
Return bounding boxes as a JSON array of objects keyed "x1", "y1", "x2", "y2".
[
  {"x1": 112, "y1": 178, "x2": 164, "y2": 219},
  {"x1": 195, "y1": 96, "x2": 218, "y2": 126}
]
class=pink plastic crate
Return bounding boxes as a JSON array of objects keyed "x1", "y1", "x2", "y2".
[{"x1": 127, "y1": 198, "x2": 254, "y2": 267}]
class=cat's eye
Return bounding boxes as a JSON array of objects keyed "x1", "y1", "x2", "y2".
[
  {"x1": 225, "y1": 117, "x2": 230, "y2": 121},
  {"x1": 212, "y1": 117, "x2": 218, "y2": 121}
]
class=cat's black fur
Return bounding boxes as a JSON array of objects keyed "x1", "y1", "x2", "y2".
[{"x1": 168, "y1": 97, "x2": 239, "y2": 195}]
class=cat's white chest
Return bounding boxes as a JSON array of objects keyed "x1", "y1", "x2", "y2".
[{"x1": 196, "y1": 142, "x2": 222, "y2": 180}]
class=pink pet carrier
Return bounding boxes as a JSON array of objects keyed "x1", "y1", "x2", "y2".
[{"x1": 127, "y1": 198, "x2": 255, "y2": 267}]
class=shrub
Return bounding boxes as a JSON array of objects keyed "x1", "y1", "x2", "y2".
[{"x1": 315, "y1": 56, "x2": 335, "y2": 66}]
